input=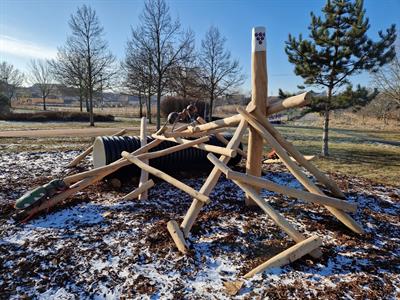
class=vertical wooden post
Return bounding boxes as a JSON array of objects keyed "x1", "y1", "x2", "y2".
[
  {"x1": 246, "y1": 26, "x2": 268, "y2": 206},
  {"x1": 138, "y1": 117, "x2": 149, "y2": 200}
]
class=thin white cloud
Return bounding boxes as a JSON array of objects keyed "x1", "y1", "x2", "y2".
[{"x1": 0, "y1": 34, "x2": 57, "y2": 60}]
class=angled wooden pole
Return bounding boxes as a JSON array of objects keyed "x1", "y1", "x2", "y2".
[
  {"x1": 184, "y1": 114, "x2": 242, "y2": 134},
  {"x1": 238, "y1": 107, "x2": 364, "y2": 234},
  {"x1": 167, "y1": 220, "x2": 189, "y2": 254},
  {"x1": 246, "y1": 26, "x2": 268, "y2": 206},
  {"x1": 266, "y1": 92, "x2": 312, "y2": 115},
  {"x1": 123, "y1": 179, "x2": 154, "y2": 201},
  {"x1": 196, "y1": 117, "x2": 247, "y2": 158},
  {"x1": 203, "y1": 156, "x2": 322, "y2": 259},
  {"x1": 244, "y1": 236, "x2": 322, "y2": 279},
  {"x1": 122, "y1": 152, "x2": 210, "y2": 204},
  {"x1": 138, "y1": 117, "x2": 149, "y2": 200},
  {"x1": 180, "y1": 119, "x2": 248, "y2": 237},
  {"x1": 67, "y1": 128, "x2": 127, "y2": 168},
  {"x1": 253, "y1": 109, "x2": 345, "y2": 198},
  {"x1": 138, "y1": 136, "x2": 210, "y2": 160},
  {"x1": 150, "y1": 135, "x2": 236, "y2": 157},
  {"x1": 207, "y1": 153, "x2": 356, "y2": 213}
]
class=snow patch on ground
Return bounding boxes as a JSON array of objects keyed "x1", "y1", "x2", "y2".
[{"x1": 0, "y1": 151, "x2": 399, "y2": 299}]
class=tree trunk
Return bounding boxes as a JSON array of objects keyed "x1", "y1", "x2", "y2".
[
  {"x1": 321, "y1": 89, "x2": 332, "y2": 157},
  {"x1": 89, "y1": 88, "x2": 94, "y2": 127},
  {"x1": 85, "y1": 88, "x2": 90, "y2": 113},
  {"x1": 79, "y1": 95, "x2": 83, "y2": 112},
  {"x1": 138, "y1": 91, "x2": 143, "y2": 118},
  {"x1": 156, "y1": 80, "x2": 162, "y2": 130},
  {"x1": 208, "y1": 92, "x2": 214, "y2": 121},
  {"x1": 147, "y1": 91, "x2": 152, "y2": 124},
  {"x1": 42, "y1": 96, "x2": 46, "y2": 111}
]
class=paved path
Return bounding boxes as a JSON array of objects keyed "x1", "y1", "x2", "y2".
[{"x1": 0, "y1": 127, "x2": 141, "y2": 138}]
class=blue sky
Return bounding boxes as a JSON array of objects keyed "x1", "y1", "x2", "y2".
[{"x1": 1, "y1": 0, "x2": 399, "y2": 95}]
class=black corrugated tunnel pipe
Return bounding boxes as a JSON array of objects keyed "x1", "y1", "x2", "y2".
[{"x1": 92, "y1": 134, "x2": 243, "y2": 179}]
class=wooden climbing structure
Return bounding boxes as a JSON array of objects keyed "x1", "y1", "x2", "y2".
[{"x1": 14, "y1": 26, "x2": 363, "y2": 285}]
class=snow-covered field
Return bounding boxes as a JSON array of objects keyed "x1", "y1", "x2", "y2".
[{"x1": 0, "y1": 151, "x2": 399, "y2": 299}]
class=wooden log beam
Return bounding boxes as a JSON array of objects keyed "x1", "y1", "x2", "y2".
[
  {"x1": 238, "y1": 107, "x2": 364, "y2": 234},
  {"x1": 253, "y1": 109, "x2": 345, "y2": 198},
  {"x1": 202, "y1": 165, "x2": 322, "y2": 259},
  {"x1": 151, "y1": 134, "x2": 237, "y2": 158},
  {"x1": 180, "y1": 119, "x2": 248, "y2": 237},
  {"x1": 121, "y1": 152, "x2": 210, "y2": 204},
  {"x1": 20, "y1": 124, "x2": 191, "y2": 218},
  {"x1": 67, "y1": 128, "x2": 127, "y2": 168},
  {"x1": 162, "y1": 127, "x2": 227, "y2": 138},
  {"x1": 267, "y1": 92, "x2": 312, "y2": 115},
  {"x1": 138, "y1": 117, "x2": 149, "y2": 200},
  {"x1": 182, "y1": 114, "x2": 241, "y2": 134},
  {"x1": 207, "y1": 154, "x2": 356, "y2": 213},
  {"x1": 63, "y1": 122, "x2": 183, "y2": 185},
  {"x1": 64, "y1": 138, "x2": 163, "y2": 185},
  {"x1": 167, "y1": 220, "x2": 189, "y2": 254},
  {"x1": 123, "y1": 179, "x2": 154, "y2": 201},
  {"x1": 196, "y1": 117, "x2": 247, "y2": 158},
  {"x1": 138, "y1": 136, "x2": 210, "y2": 160},
  {"x1": 246, "y1": 26, "x2": 268, "y2": 207},
  {"x1": 244, "y1": 236, "x2": 322, "y2": 279}
]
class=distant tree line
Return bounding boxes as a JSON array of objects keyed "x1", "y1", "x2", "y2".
[{"x1": 1, "y1": 0, "x2": 398, "y2": 139}]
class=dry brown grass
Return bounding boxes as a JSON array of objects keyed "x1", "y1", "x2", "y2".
[{"x1": 12, "y1": 103, "x2": 157, "y2": 118}]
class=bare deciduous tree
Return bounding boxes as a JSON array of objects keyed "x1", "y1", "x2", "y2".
[
  {"x1": 123, "y1": 45, "x2": 155, "y2": 122},
  {"x1": 198, "y1": 26, "x2": 244, "y2": 120},
  {"x1": 372, "y1": 47, "x2": 400, "y2": 105},
  {"x1": 166, "y1": 41, "x2": 201, "y2": 99},
  {"x1": 28, "y1": 59, "x2": 55, "y2": 111},
  {"x1": 66, "y1": 5, "x2": 116, "y2": 126},
  {"x1": 49, "y1": 47, "x2": 87, "y2": 112},
  {"x1": 0, "y1": 61, "x2": 25, "y2": 105},
  {"x1": 130, "y1": 0, "x2": 194, "y2": 129}
]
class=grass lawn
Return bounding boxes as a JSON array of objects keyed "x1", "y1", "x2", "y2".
[
  {"x1": 0, "y1": 119, "x2": 399, "y2": 186},
  {"x1": 268, "y1": 125, "x2": 400, "y2": 187},
  {"x1": 0, "y1": 117, "x2": 143, "y2": 131}
]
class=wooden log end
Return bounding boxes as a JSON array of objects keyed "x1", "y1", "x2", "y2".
[
  {"x1": 223, "y1": 280, "x2": 245, "y2": 296},
  {"x1": 243, "y1": 236, "x2": 322, "y2": 279},
  {"x1": 167, "y1": 220, "x2": 189, "y2": 254}
]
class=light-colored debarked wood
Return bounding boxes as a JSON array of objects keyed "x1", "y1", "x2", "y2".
[
  {"x1": 27, "y1": 124, "x2": 192, "y2": 217},
  {"x1": 206, "y1": 155, "x2": 322, "y2": 259},
  {"x1": 167, "y1": 220, "x2": 189, "y2": 254},
  {"x1": 263, "y1": 155, "x2": 315, "y2": 164},
  {"x1": 67, "y1": 128, "x2": 127, "y2": 168},
  {"x1": 64, "y1": 138, "x2": 163, "y2": 185},
  {"x1": 234, "y1": 181, "x2": 322, "y2": 259},
  {"x1": 63, "y1": 122, "x2": 191, "y2": 186},
  {"x1": 238, "y1": 107, "x2": 364, "y2": 234},
  {"x1": 253, "y1": 109, "x2": 345, "y2": 198},
  {"x1": 207, "y1": 153, "x2": 356, "y2": 213},
  {"x1": 244, "y1": 236, "x2": 322, "y2": 279},
  {"x1": 182, "y1": 114, "x2": 242, "y2": 134},
  {"x1": 151, "y1": 134, "x2": 237, "y2": 158},
  {"x1": 180, "y1": 119, "x2": 248, "y2": 237},
  {"x1": 267, "y1": 92, "x2": 312, "y2": 115},
  {"x1": 138, "y1": 117, "x2": 149, "y2": 200},
  {"x1": 246, "y1": 26, "x2": 268, "y2": 207},
  {"x1": 138, "y1": 136, "x2": 210, "y2": 160},
  {"x1": 196, "y1": 117, "x2": 247, "y2": 158},
  {"x1": 123, "y1": 179, "x2": 154, "y2": 201},
  {"x1": 122, "y1": 151, "x2": 210, "y2": 204},
  {"x1": 162, "y1": 127, "x2": 227, "y2": 138}
]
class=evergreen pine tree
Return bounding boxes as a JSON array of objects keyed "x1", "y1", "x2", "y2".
[{"x1": 285, "y1": 0, "x2": 396, "y2": 156}]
